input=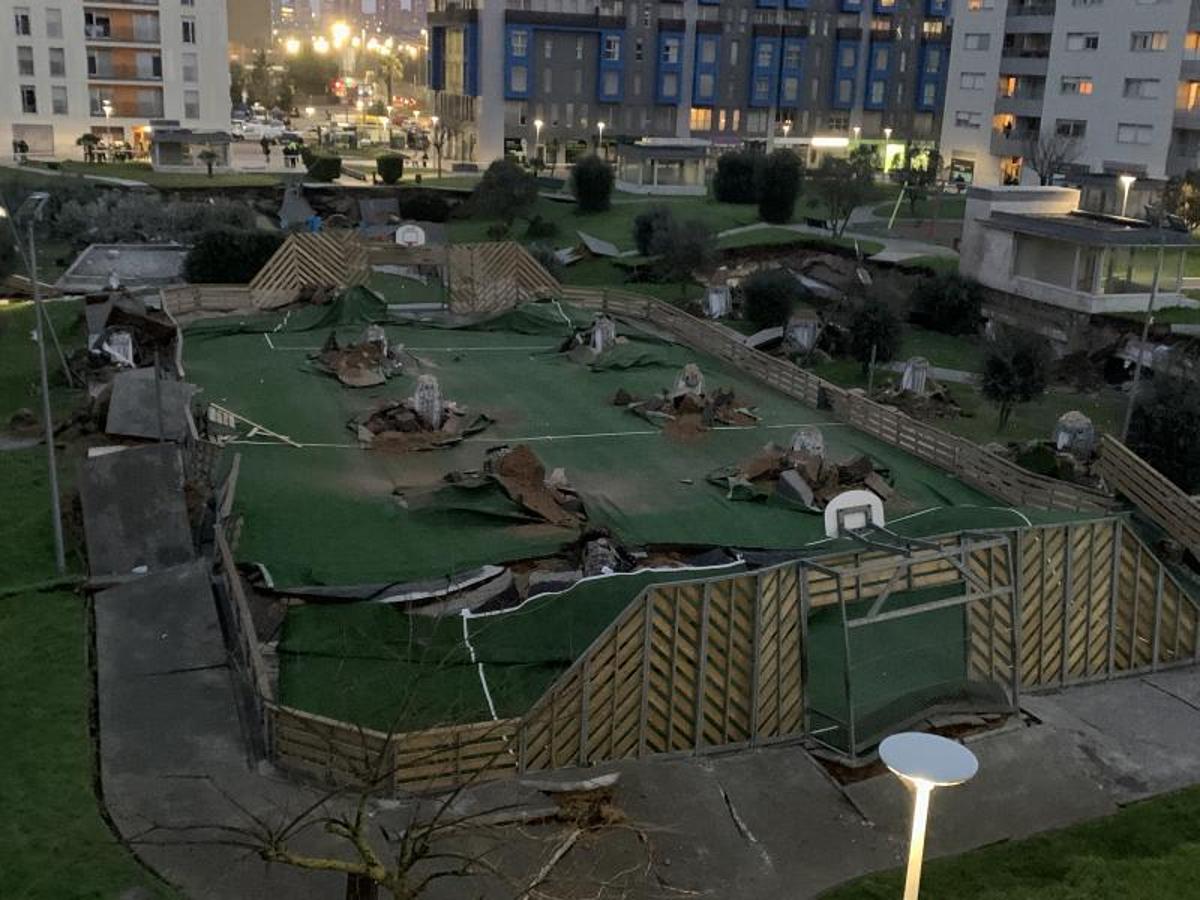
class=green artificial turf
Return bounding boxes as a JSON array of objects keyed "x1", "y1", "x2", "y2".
[
  {"x1": 822, "y1": 784, "x2": 1200, "y2": 900},
  {"x1": 56, "y1": 161, "x2": 281, "y2": 188}
]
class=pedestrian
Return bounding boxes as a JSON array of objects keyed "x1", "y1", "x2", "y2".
[
  {"x1": 260, "y1": 136, "x2": 271, "y2": 164},
  {"x1": 421, "y1": 151, "x2": 429, "y2": 170}
]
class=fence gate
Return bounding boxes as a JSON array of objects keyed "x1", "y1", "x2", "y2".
[{"x1": 805, "y1": 531, "x2": 1018, "y2": 760}]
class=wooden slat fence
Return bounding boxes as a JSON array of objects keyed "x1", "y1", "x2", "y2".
[
  {"x1": 249, "y1": 231, "x2": 369, "y2": 294},
  {"x1": 159, "y1": 284, "x2": 298, "y2": 318},
  {"x1": 561, "y1": 286, "x2": 1115, "y2": 512},
  {"x1": 1096, "y1": 434, "x2": 1200, "y2": 560},
  {"x1": 265, "y1": 520, "x2": 1200, "y2": 790},
  {"x1": 446, "y1": 242, "x2": 561, "y2": 314}
]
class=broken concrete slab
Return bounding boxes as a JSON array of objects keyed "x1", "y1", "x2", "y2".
[
  {"x1": 104, "y1": 368, "x2": 199, "y2": 442},
  {"x1": 79, "y1": 443, "x2": 194, "y2": 576},
  {"x1": 777, "y1": 469, "x2": 816, "y2": 509}
]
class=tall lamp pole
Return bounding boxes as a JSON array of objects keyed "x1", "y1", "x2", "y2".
[
  {"x1": 3, "y1": 192, "x2": 66, "y2": 574},
  {"x1": 880, "y1": 733, "x2": 979, "y2": 900},
  {"x1": 1121, "y1": 215, "x2": 1166, "y2": 443}
]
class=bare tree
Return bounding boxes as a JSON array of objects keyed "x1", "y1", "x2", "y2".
[{"x1": 1022, "y1": 133, "x2": 1079, "y2": 186}]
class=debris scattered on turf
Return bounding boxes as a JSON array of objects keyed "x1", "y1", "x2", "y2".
[
  {"x1": 559, "y1": 312, "x2": 624, "y2": 363},
  {"x1": 312, "y1": 325, "x2": 405, "y2": 388},
  {"x1": 351, "y1": 374, "x2": 494, "y2": 451},
  {"x1": 706, "y1": 428, "x2": 895, "y2": 511},
  {"x1": 613, "y1": 363, "x2": 761, "y2": 435},
  {"x1": 484, "y1": 444, "x2": 584, "y2": 527}
]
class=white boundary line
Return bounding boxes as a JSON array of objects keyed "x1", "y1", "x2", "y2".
[
  {"x1": 265, "y1": 343, "x2": 557, "y2": 353},
  {"x1": 460, "y1": 613, "x2": 500, "y2": 721}
]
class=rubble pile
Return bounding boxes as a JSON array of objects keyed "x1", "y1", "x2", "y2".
[
  {"x1": 874, "y1": 357, "x2": 963, "y2": 421},
  {"x1": 76, "y1": 289, "x2": 179, "y2": 387},
  {"x1": 707, "y1": 427, "x2": 895, "y2": 511},
  {"x1": 313, "y1": 325, "x2": 405, "y2": 388},
  {"x1": 613, "y1": 363, "x2": 760, "y2": 432},
  {"x1": 461, "y1": 444, "x2": 585, "y2": 527},
  {"x1": 351, "y1": 373, "x2": 494, "y2": 450},
  {"x1": 560, "y1": 313, "x2": 623, "y2": 362}
]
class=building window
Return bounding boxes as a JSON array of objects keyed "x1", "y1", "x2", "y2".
[
  {"x1": 1123, "y1": 78, "x2": 1159, "y2": 99},
  {"x1": 1129, "y1": 31, "x2": 1168, "y2": 52},
  {"x1": 17, "y1": 46, "x2": 34, "y2": 77},
  {"x1": 184, "y1": 89, "x2": 200, "y2": 119},
  {"x1": 1060, "y1": 76, "x2": 1092, "y2": 95},
  {"x1": 20, "y1": 85, "x2": 37, "y2": 114},
  {"x1": 14, "y1": 7, "x2": 30, "y2": 36},
  {"x1": 963, "y1": 33, "x2": 990, "y2": 51},
  {"x1": 782, "y1": 76, "x2": 798, "y2": 103},
  {"x1": 51, "y1": 85, "x2": 67, "y2": 114},
  {"x1": 182, "y1": 52, "x2": 198, "y2": 83},
  {"x1": 46, "y1": 7, "x2": 62, "y2": 38},
  {"x1": 510, "y1": 65, "x2": 527, "y2": 93},
  {"x1": 923, "y1": 21, "x2": 945, "y2": 38},
  {"x1": 1055, "y1": 119, "x2": 1087, "y2": 138},
  {"x1": 543, "y1": 68, "x2": 552, "y2": 93},
  {"x1": 1116, "y1": 122, "x2": 1153, "y2": 144},
  {"x1": 603, "y1": 71, "x2": 620, "y2": 96},
  {"x1": 689, "y1": 107, "x2": 712, "y2": 130},
  {"x1": 49, "y1": 47, "x2": 65, "y2": 77},
  {"x1": 954, "y1": 109, "x2": 982, "y2": 128},
  {"x1": 925, "y1": 47, "x2": 942, "y2": 73},
  {"x1": 837, "y1": 79, "x2": 854, "y2": 104},
  {"x1": 181, "y1": 17, "x2": 196, "y2": 44},
  {"x1": 1065, "y1": 32, "x2": 1099, "y2": 51},
  {"x1": 869, "y1": 81, "x2": 885, "y2": 104},
  {"x1": 662, "y1": 72, "x2": 678, "y2": 97},
  {"x1": 922, "y1": 83, "x2": 937, "y2": 106},
  {"x1": 662, "y1": 38, "x2": 680, "y2": 64},
  {"x1": 959, "y1": 71, "x2": 985, "y2": 90},
  {"x1": 635, "y1": 39, "x2": 643, "y2": 61},
  {"x1": 510, "y1": 31, "x2": 527, "y2": 57},
  {"x1": 576, "y1": 37, "x2": 584, "y2": 60},
  {"x1": 698, "y1": 73, "x2": 715, "y2": 96},
  {"x1": 839, "y1": 45, "x2": 855, "y2": 67},
  {"x1": 702, "y1": 39, "x2": 718, "y2": 65},
  {"x1": 757, "y1": 42, "x2": 773, "y2": 68},
  {"x1": 730, "y1": 40, "x2": 739, "y2": 66},
  {"x1": 603, "y1": 35, "x2": 620, "y2": 61}
]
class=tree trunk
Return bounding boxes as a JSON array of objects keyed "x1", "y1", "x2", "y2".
[{"x1": 346, "y1": 873, "x2": 379, "y2": 900}]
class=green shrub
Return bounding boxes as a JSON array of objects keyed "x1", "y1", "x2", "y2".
[
  {"x1": 633, "y1": 206, "x2": 673, "y2": 256},
  {"x1": 713, "y1": 151, "x2": 762, "y2": 204},
  {"x1": 398, "y1": 189, "x2": 451, "y2": 223},
  {"x1": 486, "y1": 221, "x2": 511, "y2": 240},
  {"x1": 376, "y1": 153, "x2": 405, "y2": 185},
  {"x1": 524, "y1": 214, "x2": 558, "y2": 239},
  {"x1": 743, "y1": 268, "x2": 804, "y2": 330},
  {"x1": 848, "y1": 300, "x2": 901, "y2": 374},
  {"x1": 981, "y1": 331, "x2": 1051, "y2": 431},
  {"x1": 1128, "y1": 375, "x2": 1200, "y2": 493},
  {"x1": 184, "y1": 228, "x2": 285, "y2": 284},
  {"x1": 527, "y1": 242, "x2": 565, "y2": 281},
  {"x1": 472, "y1": 158, "x2": 538, "y2": 222},
  {"x1": 758, "y1": 151, "x2": 804, "y2": 224},
  {"x1": 305, "y1": 152, "x2": 342, "y2": 183},
  {"x1": 909, "y1": 272, "x2": 984, "y2": 336},
  {"x1": 570, "y1": 154, "x2": 615, "y2": 213}
]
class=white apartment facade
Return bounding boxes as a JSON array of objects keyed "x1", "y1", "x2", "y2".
[
  {"x1": 940, "y1": 0, "x2": 1200, "y2": 187},
  {"x1": 0, "y1": 0, "x2": 230, "y2": 160}
]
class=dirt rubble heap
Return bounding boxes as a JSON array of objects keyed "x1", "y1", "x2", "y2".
[
  {"x1": 613, "y1": 363, "x2": 760, "y2": 434},
  {"x1": 559, "y1": 312, "x2": 624, "y2": 362},
  {"x1": 708, "y1": 427, "x2": 895, "y2": 511},
  {"x1": 313, "y1": 325, "x2": 405, "y2": 388},
  {"x1": 351, "y1": 373, "x2": 494, "y2": 451}
]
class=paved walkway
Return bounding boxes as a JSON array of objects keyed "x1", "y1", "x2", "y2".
[{"x1": 94, "y1": 558, "x2": 1200, "y2": 900}]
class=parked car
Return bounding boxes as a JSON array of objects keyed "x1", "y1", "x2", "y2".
[{"x1": 239, "y1": 119, "x2": 287, "y2": 142}]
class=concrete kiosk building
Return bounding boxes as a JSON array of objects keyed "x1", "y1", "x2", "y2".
[
  {"x1": 426, "y1": 0, "x2": 954, "y2": 173},
  {"x1": 940, "y1": 0, "x2": 1200, "y2": 190},
  {"x1": 0, "y1": 0, "x2": 230, "y2": 160}
]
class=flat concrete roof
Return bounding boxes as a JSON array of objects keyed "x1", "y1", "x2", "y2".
[{"x1": 985, "y1": 211, "x2": 1199, "y2": 248}]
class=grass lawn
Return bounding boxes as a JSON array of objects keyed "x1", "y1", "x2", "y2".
[
  {"x1": 894, "y1": 255, "x2": 960, "y2": 276},
  {"x1": 871, "y1": 195, "x2": 966, "y2": 221},
  {"x1": 560, "y1": 256, "x2": 705, "y2": 302},
  {"x1": 901, "y1": 327, "x2": 984, "y2": 373},
  {"x1": 823, "y1": 784, "x2": 1200, "y2": 900},
  {"x1": 1117, "y1": 303, "x2": 1200, "y2": 326},
  {"x1": 717, "y1": 227, "x2": 885, "y2": 256},
  {"x1": 0, "y1": 300, "x2": 86, "y2": 425},
  {"x1": 56, "y1": 161, "x2": 281, "y2": 189}
]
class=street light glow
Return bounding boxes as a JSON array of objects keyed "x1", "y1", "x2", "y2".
[
  {"x1": 284, "y1": 37, "x2": 301, "y2": 55},
  {"x1": 312, "y1": 35, "x2": 330, "y2": 54},
  {"x1": 1119, "y1": 174, "x2": 1137, "y2": 217},
  {"x1": 880, "y1": 733, "x2": 978, "y2": 900}
]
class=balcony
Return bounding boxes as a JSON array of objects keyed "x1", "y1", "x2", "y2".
[
  {"x1": 1175, "y1": 107, "x2": 1200, "y2": 130},
  {"x1": 84, "y1": 24, "x2": 161, "y2": 43},
  {"x1": 88, "y1": 63, "x2": 162, "y2": 82},
  {"x1": 996, "y1": 94, "x2": 1044, "y2": 117},
  {"x1": 998, "y1": 54, "x2": 1049, "y2": 76},
  {"x1": 89, "y1": 99, "x2": 163, "y2": 118},
  {"x1": 990, "y1": 128, "x2": 1038, "y2": 156}
]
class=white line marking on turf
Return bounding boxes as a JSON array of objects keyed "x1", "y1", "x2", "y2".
[
  {"x1": 461, "y1": 612, "x2": 499, "y2": 721},
  {"x1": 263, "y1": 333, "x2": 275, "y2": 350},
  {"x1": 264, "y1": 344, "x2": 557, "y2": 352}
]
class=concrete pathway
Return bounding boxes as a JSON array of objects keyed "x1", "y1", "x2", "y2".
[{"x1": 716, "y1": 219, "x2": 957, "y2": 264}]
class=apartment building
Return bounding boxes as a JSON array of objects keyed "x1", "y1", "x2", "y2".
[
  {"x1": 0, "y1": 1, "x2": 230, "y2": 160},
  {"x1": 941, "y1": 0, "x2": 1200, "y2": 188},
  {"x1": 426, "y1": 0, "x2": 953, "y2": 168}
]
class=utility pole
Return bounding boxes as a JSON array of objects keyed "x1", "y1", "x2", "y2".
[
  {"x1": 1121, "y1": 224, "x2": 1166, "y2": 443},
  {"x1": 18, "y1": 193, "x2": 66, "y2": 574}
]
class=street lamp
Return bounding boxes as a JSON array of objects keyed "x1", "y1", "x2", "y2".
[
  {"x1": 782, "y1": 118, "x2": 793, "y2": 138},
  {"x1": 284, "y1": 37, "x2": 301, "y2": 56},
  {"x1": 853, "y1": 125, "x2": 861, "y2": 144},
  {"x1": 431, "y1": 115, "x2": 443, "y2": 178},
  {"x1": 882, "y1": 127, "x2": 894, "y2": 173},
  {"x1": 312, "y1": 35, "x2": 330, "y2": 55},
  {"x1": 880, "y1": 733, "x2": 979, "y2": 900},
  {"x1": 597, "y1": 120, "x2": 606, "y2": 155},
  {"x1": 533, "y1": 118, "x2": 544, "y2": 165},
  {"x1": 304, "y1": 105, "x2": 316, "y2": 119},
  {"x1": 1119, "y1": 174, "x2": 1137, "y2": 217},
  {"x1": 1, "y1": 192, "x2": 66, "y2": 574}
]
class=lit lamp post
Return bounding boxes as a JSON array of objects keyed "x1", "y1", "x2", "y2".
[
  {"x1": 782, "y1": 118, "x2": 793, "y2": 139},
  {"x1": 0, "y1": 192, "x2": 66, "y2": 574},
  {"x1": 533, "y1": 118, "x2": 544, "y2": 167},
  {"x1": 880, "y1": 733, "x2": 979, "y2": 900},
  {"x1": 853, "y1": 124, "x2": 862, "y2": 144},
  {"x1": 882, "y1": 126, "x2": 893, "y2": 172},
  {"x1": 431, "y1": 114, "x2": 443, "y2": 178},
  {"x1": 596, "y1": 120, "x2": 606, "y2": 157},
  {"x1": 1119, "y1": 174, "x2": 1137, "y2": 217}
]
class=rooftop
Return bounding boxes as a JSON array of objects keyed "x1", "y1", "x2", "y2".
[{"x1": 985, "y1": 211, "x2": 1199, "y2": 248}]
